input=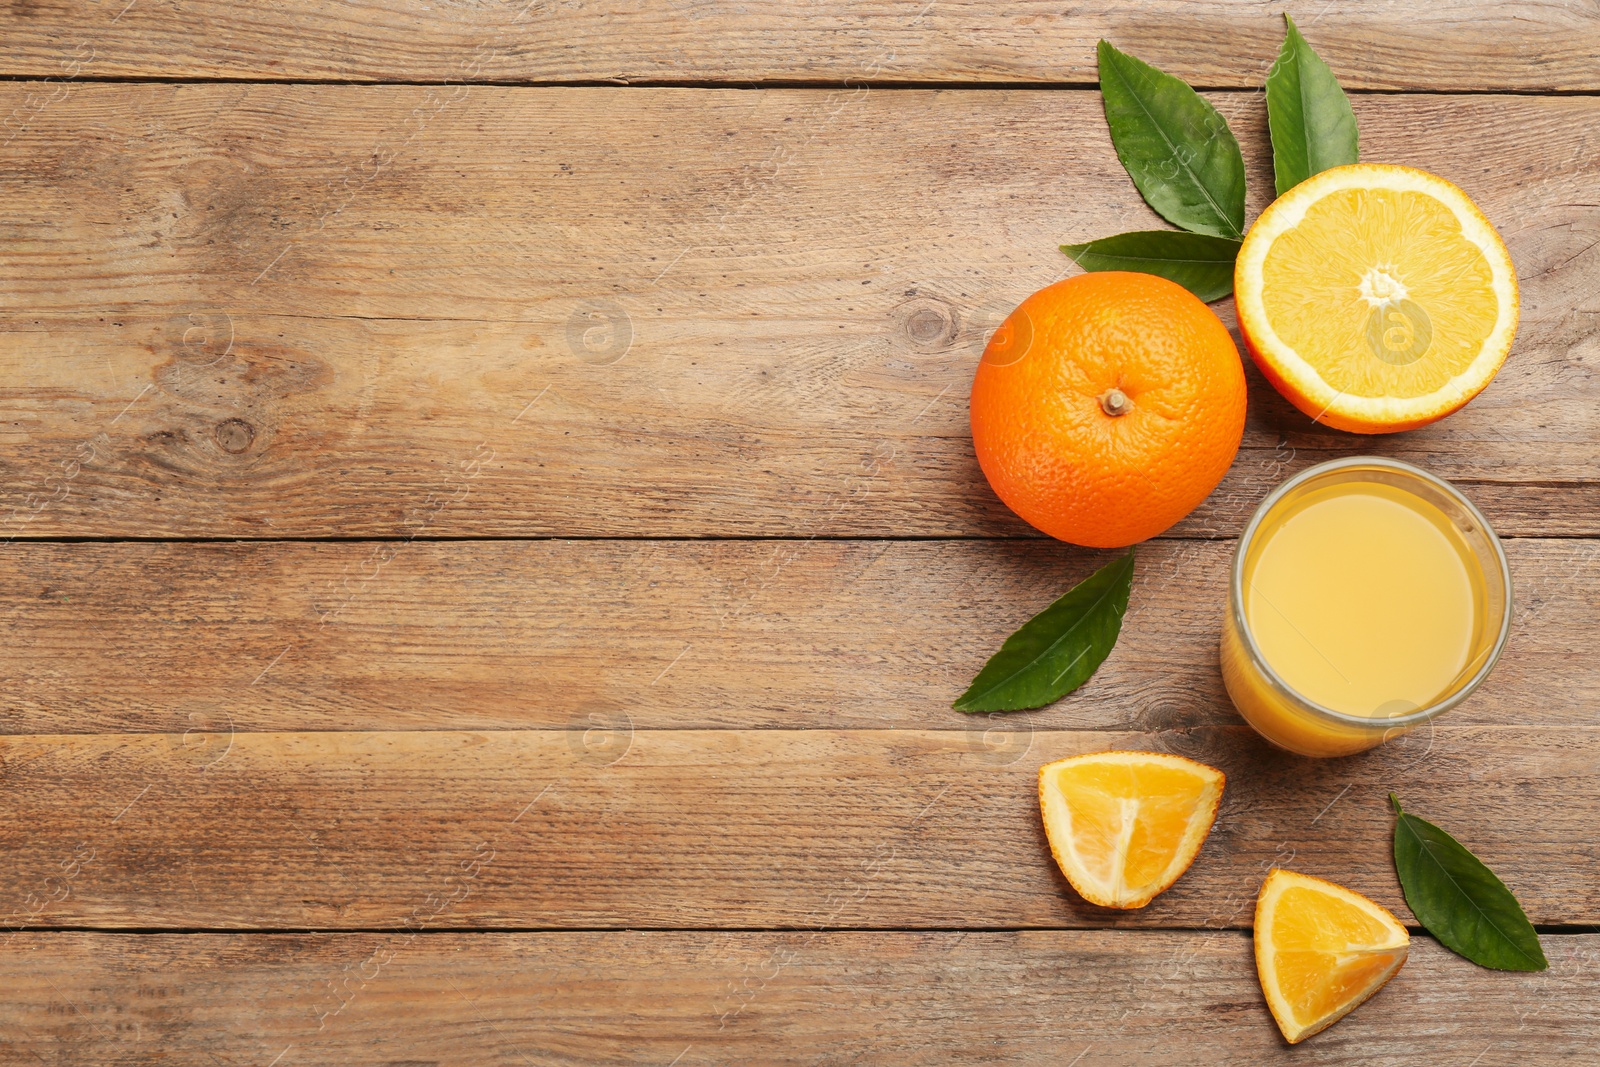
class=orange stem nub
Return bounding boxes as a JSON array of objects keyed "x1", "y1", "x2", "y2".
[{"x1": 1099, "y1": 388, "x2": 1132, "y2": 417}]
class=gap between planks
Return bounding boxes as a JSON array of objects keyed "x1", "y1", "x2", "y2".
[{"x1": 5, "y1": 75, "x2": 1600, "y2": 94}]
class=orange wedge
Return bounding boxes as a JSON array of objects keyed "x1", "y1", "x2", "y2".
[
  {"x1": 1254, "y1": 869, "x2": 1409, "y2": 1044},
  {"x1": 1037, "y1": 751, "x2": 1224, "y2": 909},
  {"x1": 1235, "y1": 163, "x2": 1518, "y2": 434}
]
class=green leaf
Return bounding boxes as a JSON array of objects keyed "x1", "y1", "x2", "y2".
[
  {"x1": 1266, "y1": 14, "x2": 1360, "y2": 196},
  {"x1": 1096, "y1": 40, "x2": 1246, "y2": 240},
  {"x1": 1390, "y1": 794, "x2": 1548, "y2": 972},
  {"x1": 1061, "y1": 231, "x2": 1240, "y2": 303},
  {"x1": 954, "y1": 551, "x2": 1134, "y2": 713}
]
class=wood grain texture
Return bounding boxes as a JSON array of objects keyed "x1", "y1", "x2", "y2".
[
  {"x1": 1, "y1": 726, "x2": 1594, "y2": 930},
  {"x1": 2, "y1": 1, "x2": 1599, "y2": 90},
  {"x1": 1, "y1": 930, "x2": 1596, "y2": 1065},
  {"x1": 0, "y1": 86, "x2": 1596, "y2": 538},
  {"x1": 0, "y1": 538, "x2": 1594, "y2": 734},
  {"x1": 2, "y1": 7, "x2": 1594, "y2": 1059}
]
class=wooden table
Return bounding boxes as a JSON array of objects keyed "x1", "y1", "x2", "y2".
[{"x1": 1, "y1": 2, "x2": 1596, "y2": 1063}]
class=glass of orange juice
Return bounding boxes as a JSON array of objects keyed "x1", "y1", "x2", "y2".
[{"x1": 1221, "y1": 457, "x2": 1511, "y2": 757}]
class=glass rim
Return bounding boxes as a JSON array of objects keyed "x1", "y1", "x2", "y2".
[{"x1": 1229, "y1": 455, "x2": 1513, "y2": 732}]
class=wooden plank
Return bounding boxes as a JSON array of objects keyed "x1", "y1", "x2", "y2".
[
  {"x1": 0, "y1": 930, "x2": 1594, "y2": 1064},
  {"x1": 2, "y1": 1, "x2": 1598, "y2": 90},
  {"x1": 0, "y1": 538, "x2": 1593, "y2": 734},
  {"x1": 1, "y1": 726, "x2": 1593, "y2": 929},
  {"x1": 0, "y1": 86, "x2": 1596, "y2": 539}
]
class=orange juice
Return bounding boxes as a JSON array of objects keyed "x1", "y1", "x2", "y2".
[{"x1": 1222, "y1": 459, "x2": 1510, "y2": 756}]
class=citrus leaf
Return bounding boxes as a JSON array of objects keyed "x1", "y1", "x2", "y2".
[
  {"x1": 1097, "y1": 40, "x2": 1246, "y2": 240},
  {"x1": 1266, "y1": 13, "x2": 1359, "y2": 196},
  {"x1": 1061, "y1": 231, "x2": 1240, "y2": 302},
  {"x1": 1390, "y1": 794, "x2": 1548, "y2": 972},
  {"x1": 954, "y1": 551, "x2": 1133, "y2": 713}
]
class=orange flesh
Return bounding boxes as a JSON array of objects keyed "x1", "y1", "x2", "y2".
[
  {"x1": 1053, "y1": 762, "x2": 1209, "y2": 889},
  {"x1": 1260, "y1": 187, "x2": 1499, "y2": 399},
  {"x1": 1268, "y1": 885, "x2": 1405, "y2": 1025}
]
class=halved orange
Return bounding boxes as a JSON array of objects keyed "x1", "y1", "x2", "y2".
[
  {"x1": 1037, "y1": 750, "x2": 1224, "y2": 909},
  {"x1": 1254, "y1": 869, "x2": 1409, "y2": 1044},
  {"x1": 1235, "y1": 163, "x2": 1518, "y2": 434}
]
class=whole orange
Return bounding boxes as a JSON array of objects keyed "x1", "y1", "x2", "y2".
[{"x1": 970, "y1": 272, "x2": 1247, "y2": 547}]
